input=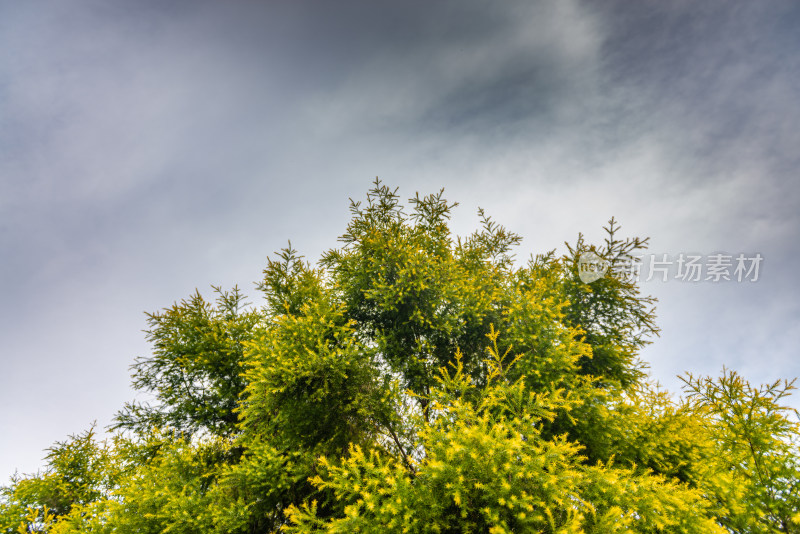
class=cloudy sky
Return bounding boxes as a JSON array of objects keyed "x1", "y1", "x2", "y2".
[{"x1": 1, "y1": 0, "x2": 799, "y2": 482}]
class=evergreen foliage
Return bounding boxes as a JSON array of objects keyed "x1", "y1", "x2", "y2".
[{"x1": 2, "y1": 181, "x2": 797, "y2": 533}]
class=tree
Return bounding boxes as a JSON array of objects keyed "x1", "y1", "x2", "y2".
[
  {"x1": 0, "y1": 427, "x2": 114, "y2": 533},
  {"x1": 284, "y1": 336, "x2": 724, "y2": 533},
  {"x1": 2, "y1": 181, "x2": 797, "y2": 533},
  {"x1": 114, "y1": 286, "x2": 261, "y2": 438},
  {"x1": 683, "y1": 370, "x2": 800, "y2": 533}
]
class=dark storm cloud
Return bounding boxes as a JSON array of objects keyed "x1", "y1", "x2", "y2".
[
  {"x1": 600, "y1": 1, "x2": 800, "y2": 187},
  {"x1": 299, "y1": 2, "x2": 600, "y2": 136}
]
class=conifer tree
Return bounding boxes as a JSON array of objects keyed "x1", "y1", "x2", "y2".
[{"x1": 2, "y1": 181, "x2": 797, "y2": 534}]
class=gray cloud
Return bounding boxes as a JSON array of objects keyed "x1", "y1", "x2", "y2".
[{"x1": 1, "y1": 0, "x2": 798, "y2": 481}]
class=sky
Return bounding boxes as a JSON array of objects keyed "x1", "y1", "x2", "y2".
[{"x1": 1, "y1": 0, "x2": 799, "y2": 482}]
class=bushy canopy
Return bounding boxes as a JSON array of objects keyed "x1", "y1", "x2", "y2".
[{"x1": 2, "y1": 182, "x2": 798, "y2": 533}]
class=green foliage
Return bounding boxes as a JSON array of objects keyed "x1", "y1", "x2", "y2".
[
  {"x1": 562, "y1": 382, "x2": 710, "y2": 483},
  {"x1": 45, "y1": 432, "x2": 233, "y2": 534},
  {"x1": 683, "y1": 370, "x2": 800, "y2": 533},
  {"x1": 284, "y1": 341, "x2": 722, "y2": 534},
  {"x1": 0, "y1": 427, "x2": 114, "y2": 534},
  {"x1": 558, "y1": 218, "x2": 658, "y2": 388},
  {"x1": 320, "y1": 185, "x2": 525, "y2": 401},
  {"x1": 115, "y1": 286, "x2": 261, "y2": 437},
  {"x1": 224, "y1": 265, "x2": 395, "y2": 532},
  {"x1": 2, "y1": 181, "x2": 797, "y2": 533},
  {"x1": 243, "y1": 272, "x2": 386, "y2": 454}
]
